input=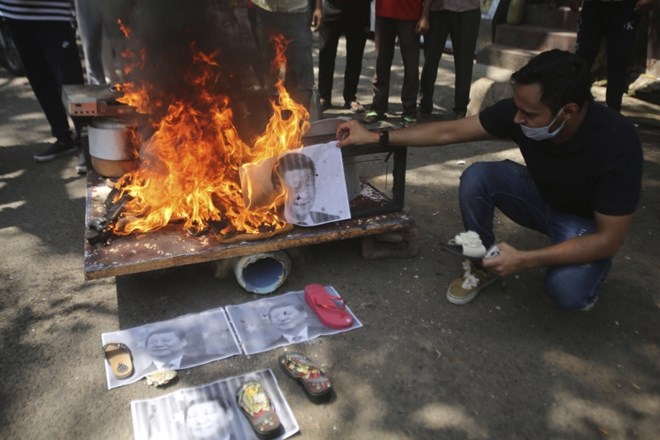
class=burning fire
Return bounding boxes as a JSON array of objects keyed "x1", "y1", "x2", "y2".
[{"x1": 111, "y1": 35, "x2": 309, "y2": 237}]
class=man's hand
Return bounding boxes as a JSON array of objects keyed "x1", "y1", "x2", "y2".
[
  {"x1": 481, "y1": 242, "x2": 527, "y2": 277},
  {"x1": 482, "y1": 212, "x2": 633, "y2": 277},
  {"x1": 415, "y1": 16, "x2": 429, "y2": 35},
  {"x1": 311, "y1": 2, "x2": 323, "y2": 31},
  {"x1": 416, "y1": 0, "x2": 431, "y2": 34},
  {"x1": 336, "y1": 120, "x2": 378, "y2": 147}
]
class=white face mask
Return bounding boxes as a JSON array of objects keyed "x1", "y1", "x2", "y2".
[{"x1": 520, "y1": 108, "x2": 565, "y2": 141}]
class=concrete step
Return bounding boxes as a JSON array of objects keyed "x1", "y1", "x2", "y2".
[
  {"x1": 524, "y1": 4, "x2": 579, "y2": 31},
  {"x1": 495, "y1": 24, "x2": 577, "y2": 52},
  {"x1": 475, "y1": 44, "x2": 540, "y2": 72}
]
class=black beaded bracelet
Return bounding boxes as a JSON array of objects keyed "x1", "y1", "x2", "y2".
[{"x1": 378, "y1": 129, "x2": 389, "y2": 147}]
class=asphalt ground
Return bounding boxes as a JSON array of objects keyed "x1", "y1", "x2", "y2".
[{"x1": 1, "y1": 35, "x2": 659, "y2": 440}]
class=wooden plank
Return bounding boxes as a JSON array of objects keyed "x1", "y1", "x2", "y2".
[{"x1": 84, "y1": 173, "x2": 414, "y2": 280}]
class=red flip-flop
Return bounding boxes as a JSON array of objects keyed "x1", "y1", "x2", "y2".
[{"x1": 304, "y1": 284, "x2": 353, "y2": 329}]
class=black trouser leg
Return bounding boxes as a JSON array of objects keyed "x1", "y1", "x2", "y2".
[
  {"x1": 318, "y1": 20, "x2": 341, "y2": 102},
  {"x1": 419, "y1": 11, "x2": 450, "y2": 112},
  {"x1": 342, "y1": 14, "x2": 367, "y2": 104},
  {"x1": 449, "y1": 8, "x2": 480, "y2": 115},
  {"x1": 576, "y1": 0, "x2": 639, "y2": 112},
  {"x1": 397, "y1": 20, "x2": 420, "y2": 116},
  {"x1": 372, "y1": 17, "x2": 397, "y2": 113},
  {"x1": 8, "y1": 20, "x2": 83, "y2": 141}
]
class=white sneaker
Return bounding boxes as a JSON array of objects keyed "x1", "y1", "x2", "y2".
[{"x1": 442, "y1": 231, "x2": 487, "y2": 260}]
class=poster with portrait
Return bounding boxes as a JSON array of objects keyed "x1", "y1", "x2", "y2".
[
  {"x1": 130, "y1": 369, "x2": 299, "y2": 440},
  {"x1": 226, "y1": 287, "x2": 363, "y2": 355},
  {"x1": 239, "y1": 141, "x2": 351, "y2": 227},
  {"x1": 101, "y1": 307, "x2": 241, "y2": 389}
]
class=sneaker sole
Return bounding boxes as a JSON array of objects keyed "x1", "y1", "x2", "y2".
[
  {"x1": 446, "y1": 275, "x2": 498, "y2": 305},
  {"x1": 33, "y1": 147, "x2": 76, "y2": 163}
]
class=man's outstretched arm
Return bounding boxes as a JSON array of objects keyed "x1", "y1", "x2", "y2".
[{"x1": 336, "y1": 114, "x2": 495, "y2": 148}]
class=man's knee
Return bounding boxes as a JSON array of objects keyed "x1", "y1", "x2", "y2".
[
  {"x1": 545, "y1": 284, "x2": 592, "y2": 311},
  {"x1": 544, "y1": 264, "x2": 607, "y2": 311},
  {"x1": 460, "y1": 162, "x2": 491, "y2": 188}
]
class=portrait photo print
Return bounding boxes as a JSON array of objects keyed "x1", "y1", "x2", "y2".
[
  {"x1": 130, "y1": 369, "x2": 299, "y2": 440},
  {"x1": 239, "y1": 141, "x2": 351, "y2": 227},
  {"x1": 101, "y1": 307, "x2": 241, "y2": 389},
  {"x1": 226, "y1": 287, "x2": 362, "y2": 355}
]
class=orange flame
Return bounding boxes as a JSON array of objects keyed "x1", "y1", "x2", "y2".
[
  {"x1": 111, "y1": 36, "x2": 308, "y2": 238},
  {"x1": 118, "y1": 19, "x2": 130, "y2": 38}
]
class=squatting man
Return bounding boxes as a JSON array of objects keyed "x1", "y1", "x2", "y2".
[{"x1": 336, "y1": 50, "x2": 643, "y2": 311}]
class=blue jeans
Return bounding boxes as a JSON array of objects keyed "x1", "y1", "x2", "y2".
[{"x1": 458, "y1": 160, "x2": 612, "y2": 310}]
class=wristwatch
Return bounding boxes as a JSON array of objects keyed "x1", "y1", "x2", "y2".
[{"x1": 378, "y1": 129, "x2": 389, "y2": 147}]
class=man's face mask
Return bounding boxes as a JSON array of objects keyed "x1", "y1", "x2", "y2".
[{"x1": 520, "y1": 107, "x2": 565, "y2": 141}]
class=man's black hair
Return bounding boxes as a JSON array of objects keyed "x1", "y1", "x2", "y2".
[
  {"x1": 145, "y1": 327, "x2": 186, "y2": 345},
  {"x1": 511, "y1": 49, "x2": 592, "y2": 113},
  {"x1": 271, "y1": 151, "x2": 316, "y2": 191}
]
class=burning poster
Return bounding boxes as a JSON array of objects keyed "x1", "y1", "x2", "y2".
[
  {"x1": 226, "y1": 288, "x2": 362, "y2": 355},
  {"x1": 240, "y1": 141, "x2": 351, "y2": 227},
  {"x1": 101, "y1": 307, "x2": 240, "y2": 390},
  {"x1": 97, "y1": 2, "x2": 318, "y2": 241},
  {"x1": 130, "y1": 369, "x2": 298, "y2": 440}
]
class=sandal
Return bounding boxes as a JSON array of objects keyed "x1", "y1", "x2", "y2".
[
  {"x1": 279, "y1": 353, "x2": 332, "y2": 402},
  {"x1": 103, "y1": 342, "x2": 134, "y2": 380},
  {"x1": 236, "y1": 381, "x2": 282, "y2": 439},
  {"x1": 441, "y1": 231, "x2": 487, "y2": 261},
  {"x1": 304, "y1": 284, "x2": 353, "y2": 329}
]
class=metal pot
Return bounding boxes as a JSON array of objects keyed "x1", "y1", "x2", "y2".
[{"x1": 88, "y1": 117, "x2": 138, "y2": 177}]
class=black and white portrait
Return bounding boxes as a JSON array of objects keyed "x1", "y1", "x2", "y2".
[
  {"x1": 130, "y1": 369, "x2": 299, "y2": 440},
  {"x1": 102, "y1": 307, "x2": 241, "y2": 389},
  {"x1": 240, "y1": 141, "x2": 351, "y2": 227},
  {"x1": 226, "y1": 289, "x2": 362, "y2": 355}
]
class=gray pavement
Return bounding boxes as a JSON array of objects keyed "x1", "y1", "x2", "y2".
[{"x1": 1, "y1": 36, "x2": 659, "y2": 440}]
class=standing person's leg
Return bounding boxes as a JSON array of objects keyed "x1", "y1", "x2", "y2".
[
  {"x1": 575, "y1": 2, "x2": 605, "y2": 73},
  {"x1": 281, "y1": 12, "x2": 315, "y2": 109},
  {"x1": 341, "y1": 2, "x2": 369, "y2": 110},
  {"x1": 7, "y1": 20, "x2": 77, "y2": 158},
  {"x1": 255, "y1": 9, "x2": 280, "y2": 96},
  {"x1": 101, "y1": 0, "x2": 133, "y2": 84},
  {"x1": 74, "y1": 0, "x2": 106, "y2": 85},
  {"x1": 396, "y1": 19, "x2": 420, "y2": 121},
  {"x1": 602, "y1": 0, "x2": 639, "y2": 112},
  {"x1": 419, "y1": 10, "x2": 449, "y2": 114},
  {"x1": 369, "y1": 16, "x2": 397, "y2": 117},
  {"x1": 448, "y1": 8, "x2": 480, "y2": 118},
  {"x1": 42, "y1": 21, "x2": 86, "y2": 136},
  {"x1": 318, "y1": 15, "x2": 342, "y2": 106}
]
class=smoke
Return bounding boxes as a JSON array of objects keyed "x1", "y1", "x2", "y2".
[{"x1": 122, "y1": 0, "x2": 269, "y2": 137}]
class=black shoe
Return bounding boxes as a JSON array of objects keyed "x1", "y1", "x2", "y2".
[
  {"x1": 402, "y1": 114, "x2": 417, "y2": 127},
  {"x1": 418, "y1": 106, "x2": 432, "y2": 115},
  {"x1": 34, "y1": 139, "x2": 76, "y2": 163},
  {"x1": 319, "y1": 98, "x2": 332, "y2": 111},
  {"x1": 363, "y1": 111, "x2": 386, "y2": 124}
]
